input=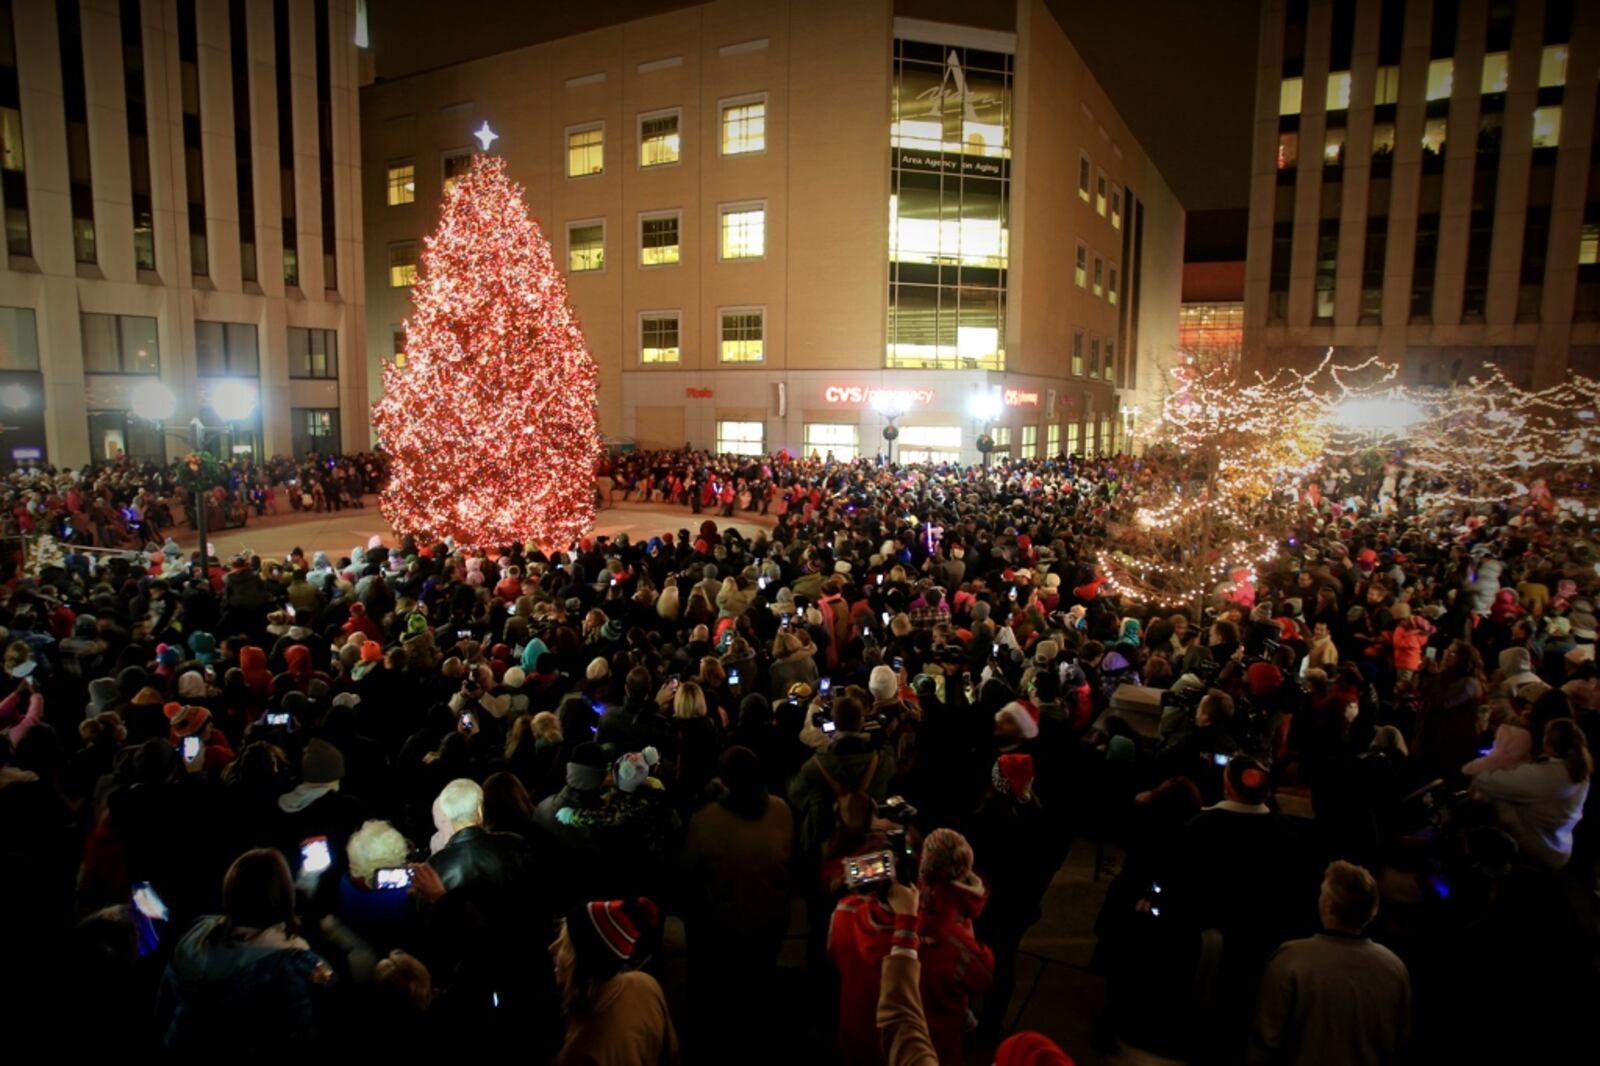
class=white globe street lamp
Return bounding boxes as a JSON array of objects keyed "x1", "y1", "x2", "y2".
[
  {"x1": 210, "y1": 378, "x2": 259, "y2": 422},
  {"x1": 129, "y1": 379, "x2": 178, "y2": 422}
]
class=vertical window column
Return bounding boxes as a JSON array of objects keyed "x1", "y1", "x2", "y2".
[
  {"x1": 177, "y1": 0, "x2": 206, "y2": 275},
  {"x1": 229, "y1": 0, "x2": 256, "y2": 282},
  {"x1": 121, "y1": 0, "x2": 154, "y2": 270},
  {"x1": 313, "y1": 0, "x2": 334, "y2": 289},
  {"x1": 274, "y1": 0, "x2": 298, "y2": 286},
  {"x1": 57, "y1": 0, "x2": 94, "y2": 263},
  {"x1": 0, "y1": 0, "x2": 30, "y2": 257}
]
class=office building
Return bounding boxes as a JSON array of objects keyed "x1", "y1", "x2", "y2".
[
  {"x1": 361, "y1": 0, "x2": 1183, "y2": 464},
  {"x1": 1244, "y1": 0, "x2": 1600, "y2": 387},
  {"x1": 0, "y1": 0, "x2": 366, "y2": 469}
]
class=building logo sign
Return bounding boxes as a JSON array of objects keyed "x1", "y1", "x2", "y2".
[
  {"x1": 823, "y1": 386, "x2": 935, "y2": 406},
  {"x1": 1004, "y1": 388, "x2": 1039, "y2": 407},
  {"x1": 685, "y1": 387, "x2": 713, "y2": 398},
  {"x1": 893, "y1": 150, "x2": 1006, "y2": 179}
]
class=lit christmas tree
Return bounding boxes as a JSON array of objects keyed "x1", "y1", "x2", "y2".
[{"x1": 373, "y1": 149, "x2": 601, "y2": 549}]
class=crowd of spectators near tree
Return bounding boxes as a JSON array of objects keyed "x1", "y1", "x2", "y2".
[
  {"x1": 0, "y1": 444, "x2": 1595, "y2": 1063},
  {"x1": 0, "y1": 451, "x2": 388, "y2": 550}
]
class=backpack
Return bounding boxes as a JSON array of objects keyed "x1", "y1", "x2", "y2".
[{"x1": 813, "y1": 752, "x2": 879, "y2": 853}]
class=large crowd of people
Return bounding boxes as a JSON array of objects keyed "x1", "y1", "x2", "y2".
[
  {"x1": 1, "y1": 451, "x2": 387, "y2": 550},
  {"x1": 1, "y1": 444, "x2": 1596, "y2": 1063}
]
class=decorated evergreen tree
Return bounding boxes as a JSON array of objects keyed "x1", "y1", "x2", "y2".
[{"x1": 373, "y1": 150, "x2": 601, "y2": 549}]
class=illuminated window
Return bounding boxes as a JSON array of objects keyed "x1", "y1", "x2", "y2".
[
  {"x1": 719, "y1": 307, "x2": 764, "y2": 362},
  {"x1": 81, "y1": 313, "x2": 159, "y2": 373},
  {"x1": 1326, "y1": 70, "x2": 1351, "y2": 111},
  {"x1": 391, "y1": 326, "x2": 406, "y2": 368},
  {"x1": 388, "y1": 241, "x2": 416, "y2": 287},
  {"x1": 1374, "y1": 66, "x2": 1400, "y2": 105},
  {"x1": 804, "y1": 423, "x2": 859, "y2": 461},
  {"x1": 1325, "y1": 127, "x2": 1346, "y2": 166},
  {"x1": 1099, "y1": 416, "x2": 1111, "y2": 452},
  {"x1": 1421, "y1": 118, "x2": 1447, "y2": 158},
  {"x1": 1481, "y1": 52, "x2": 1508, "y2": 94},
  {"x1": 1426, "y1": 59, "x2": 1453, "y2": 101},
  {"x1": 441, "y1": 148, "x2": 471, "y2": 194},
  {"x1": 1089, "y1": 335, "x2": 1101, "y2": 376},
  {"x1": 896, "y1": 424, "x2": 962, "y2": 463},
  {"x1": 1046, "y1": 423, "x2": 1059, "y2": 455},
  {"x1": 640, "y1": 311, "x2": 680, "y2": 364},
  {"x1": 640, "y1": 211, "x2": 680, "y2": 267},
  {"x1": 1078, "y1": 152, "x2": 1091, "y2": 201},
  {"x1": 1093, "y1": 256, "x2": 1104, "y2": 297},
  {"x1": 989, "y1": 426, "x2": 1010, "y2": 450},
  {"x1": 639, "y1": 109, "x2": 680, "y2": 167},
  {"x1": 567, "y1": 124, "x2": 604, "y2": 177},
  {"x1": 1066, "y1": 422, "x2": 1081, "y2": 454},
  {"x1": 1104, "y1": 341, "x2": 1115, "y2": 381},
  {"x1": 1581, "y1": 224, "x2": 1599, "y2": 266},
  {"x1": 1096, "y1": 170, "x2": 1107, "y2": 216},
  {"x1": 1071, "y1": 329, "x2": 1084, "y2": 375},
  {"x1": 386, "y1": 161, "x2": 414, "y2": 205},
  {"x1": 287, "y1": 327, "x2": 337, "y2": 379},
  {"x1": 567, "y1": 220, "x2": 605, "y2": 272},
  {"x1": 1372, "y1": 122, "x2": 1396, "y2": 158},
  {"x1": 1278, "y1": 131, "x2": 1299, "y2": 169},
  {"x1": 1075, "y1": 242, "x2": 1087, "y2": 288},
  {"x1": 1020, "y1": 424, "x2": 1037, "y2": 458},
  {"x1": 1108, "y1": 263, "x2": 1119, "y2": 305},
  {"x1": 1540, "y1": 45, "x2": 1567, "y2": 89},
  {"x1": 721, "y1": 95, "x2": 766, "y2": 155},
  {"x1": 716, "y1": 420, "x2": 764, "y2": 456},
  {"x1": 1280, "y1": 77, "x2": 1302, "y2": 116},
  {"x1": 1532, "y1": 106, "x2": 1562, "y2": 149},
  {"x1": 719, "y1": 202, "x2": 765, "y2": 260},
  {"x1": 1111, "y1": 186, "x2": 1122, "y2": 229}
]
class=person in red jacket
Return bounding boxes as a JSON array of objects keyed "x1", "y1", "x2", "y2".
[
  {"x1": 829, "y1": 828, "x2": 994, "y2": 1065},
  {"x1": 341, "y1": 601, "x2": 383, "y2": 643},
  {"x1": 1373, "y1": 601, "x2": 1432, "y2": 681}
]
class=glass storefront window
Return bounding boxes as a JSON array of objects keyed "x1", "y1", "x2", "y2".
[
  {"x1": 716, "y1": 420, "x2": 764, "y2": 456},
  {"x1": 896, "y1": 424, "x2": 961, "y2": 463},
  {"x1": 804, "y1": 423, "x2": 859, "y2": 461}
]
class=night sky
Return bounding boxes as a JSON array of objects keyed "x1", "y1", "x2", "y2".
[{"x1": 368, "y1": 0, "x2": 1260, "y2": 238}]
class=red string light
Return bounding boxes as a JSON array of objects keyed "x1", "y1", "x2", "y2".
[{"x1": 372, "y1": 153, "x2": 601, "y2": 550}]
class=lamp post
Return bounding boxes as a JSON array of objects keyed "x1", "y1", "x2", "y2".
[
  {"x1": 967, "y1": 387, "x2": 1002, "y2": 467},
  {"x1": 873, "y1": 391, "x2": 909, "y2": 465},
  {"x1": 131, "y1": 379, "x2": 257, "y2": 570}
]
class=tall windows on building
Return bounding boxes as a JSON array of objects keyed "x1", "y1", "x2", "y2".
[
  {"x1": 718, "y1": 203, "x2": 765, "y2": 260},
  {"x1": 640, "y1": 211, "x2": 680, "y2": 266},
  {"x1": 1071, "y1": 328, "x2": 1084, "y2": 375},
  {"x1": 314, "y1": 0, "x2": 335, "y2": 288},
  {"x1": 387, "y1": 161, "x2": 414, "y2": 205},
  {"x1": 1268, "y1": 0, "x2": 1306, "y2": 323},
  {"x1": 567, "y1": 221, "x2": 604, "y2": 272},
  {"x1": 388, "y1": 241, "x2": 416, "y2": 286},
  {"x1": 1074, "y1": 242, "x2": 1087, "y2": 287},
  {"x1": 81, "y1": 313, "x2": 159, "y2": 373},
  {"x1": 1312, "y1": 0, "x2": 1356, "y2": 324},
  {"x1": 639, "y1": 109, "x2": 680, "y2": 167},
  {"x1": 194, "y1": 320, "x2": 259, "y2": 376},
  {"x1": 177, "y1": 0, "x2": 207, "y2": 276},
  {"x1": 804, "y1": 423, "x2": 858, "y2": 461},
  {"x1": 286, "y1": 327, "x2": 337, "y2": 378},
  {"x1": 718, "y1": 308, "x2": 764, "y2": 363},
  {"x1": 274, "y1": 0, "x2": 299, "y2": 286},
  {"x1": 0, "y1": 305, "x2": 37, "y2": 369},
  {"x1": 888, "y1": 38, "x2": 1010, "y2": 370},
  {"x1": 0, "y1": 0, "x2": 29, "y2": 257},
  {"x1": 716, "y1": 420, "x2": 764, "y2": 456},
  {"x1": 1463, "y1": 4, "x2": 1509, "y2": 320},
  {"x1": 1517, "y1": 0, "x2": 1572, "y2": 323},
  {"x1": 229, "y1": 0, "x2": 257, "y2": 282},
  {"x1": 120, "y1": 0, "x2": 154, "y2": 270},
  {"x1": 720, "y1": 96, "x2": 765, "y2": 155},
  {"x1": 639, "y1": 312, "x2": 680, "y2": 364},
  {"x1": 292, "y1": 407, "x2": 339, "y2": 457},
  {"x1": 442, "y1": 148, "x2": 471, "y2": 193},
  {"x1": 567, "y1": 124, "x2": 603, "y2": 177},
  {"x1": 57, "y1": 0, "x2": 94, "y2": 263}
]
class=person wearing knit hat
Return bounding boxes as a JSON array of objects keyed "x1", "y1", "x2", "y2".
[
  {"x1": 612, "y1": 748, "x2": 661, "y2": 794},
  {"x1": 350, "y1": 640, "x2": 384, "y2": 681},
  {"x1": 869, "y1": 664, "x2": 899, "y2": 703},
  {"x1": 552, "y1": 898, "x2": 675, "y2": 1062},
  {"x1": 171, "y1": 705, "x2": 234, "y2": 775},
  {"x1": 537, "y1": 742, "x2": 610, "y2": 837},
  {"x1": 586, "y1": 657, "x2": 610, "y2": 682},
  {"x1": 995, "y1": 701, "x2": 1039, "y2": 744},
  {"x1": 991, "y1": 752, "x2": 1036, "y2": 801}
]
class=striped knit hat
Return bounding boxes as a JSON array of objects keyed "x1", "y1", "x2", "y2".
[{"x1": 585, "y1": 899, "x2": 652, "y2": 960}]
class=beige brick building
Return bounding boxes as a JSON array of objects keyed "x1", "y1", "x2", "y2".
[
  {"x1": 0, "y1": 0, "x2": 367, "y2": 469},
  {"x1": 1244, "y1": 0, "x2": 1600, "y2": 388},
  {"x1": 361, "y1": 0, "x2": 1184, "y2": 464}
]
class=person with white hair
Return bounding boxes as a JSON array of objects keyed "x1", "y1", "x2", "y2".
[{"x1": 339, "y1": 819, "x2": 413, "y2": 952}]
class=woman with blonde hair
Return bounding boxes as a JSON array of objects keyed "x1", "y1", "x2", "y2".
[
  {"x1": 672, "y1": 681, "x2": 720, "y2": 802},
  {"x1": 655, "y1": 584, "x2": 680, "y2": 622},
  {"x1": 505, "y1": 711, "x2": 564, "y2": 799},
  {"x1": 339, "y1": 820, "x2": 412, "y2": 952}
]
